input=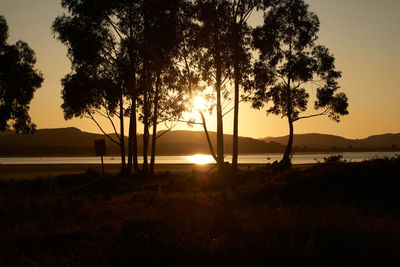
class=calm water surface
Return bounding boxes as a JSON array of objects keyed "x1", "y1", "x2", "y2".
[{"x1": 0, "y1": 152, "x2": 399, "y2": 165}]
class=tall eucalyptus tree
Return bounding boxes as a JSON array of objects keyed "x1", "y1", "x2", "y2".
[
  {"x1": 53, "y1": 0, "x2": 142, "y2": 171},
  {"x1": 250, "y1": 0, "x2": 349, "y2": 167},
  {"x1": 196, "y1": 0, "x2": 233, "y2": 171},
  {"x1": 228, "y1": 0, "x2": 275, "y2": 169}
]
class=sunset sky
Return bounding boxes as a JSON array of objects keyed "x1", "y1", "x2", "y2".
[{"x1": 1, "y1": 0, "x2": 399, "y2": 139}]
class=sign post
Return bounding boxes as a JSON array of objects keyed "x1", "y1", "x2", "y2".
[{"x1": 94, "y1": 139, "x2": 106, "y2": 175}]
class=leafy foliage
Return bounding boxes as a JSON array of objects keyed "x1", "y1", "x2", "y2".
[
  {"x1": 249, "y1": 0, "x2": 348, "y2": 122},
  {"x1": 52, "y1": 1, "x2": 123, "y2": 121},
  {"x1": 0, "y1": 16, "x2": 43, "y2": 133},
  {"x1": 246, "y1": 0, "x2": 349, "y2": 166}
]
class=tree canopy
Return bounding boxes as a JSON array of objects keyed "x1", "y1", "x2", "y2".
[
  {"x1": 0, "y1": 15, "x2": 43, "y2": 133},
  {"x1": 248, "y1": 0, "x2": 349, "y2": 166},
  {"x1": 52, "y1": 0, "x2": 349, "y2": 172}
]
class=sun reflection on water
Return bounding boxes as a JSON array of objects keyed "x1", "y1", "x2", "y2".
[{"x1": 186, "y1": 154, "x2": 214, "y2": 165}]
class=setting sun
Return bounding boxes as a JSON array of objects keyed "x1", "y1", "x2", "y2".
[
  {"x1": 186, "y1": 154, "x2": 214, "y2": 165},
  {"x1": 193, "y1": 96, "x2": 207, "y2": 111}
]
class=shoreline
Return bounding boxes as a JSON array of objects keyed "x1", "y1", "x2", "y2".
[
  {"x1": 0, "y1": 163, "x2": 314, "y2": 181},
  {"x1": 0, "y1": 150, "x2": 399, "y2": 158}
]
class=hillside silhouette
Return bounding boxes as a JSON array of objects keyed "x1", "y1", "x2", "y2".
[
  {"x1": 0, "y1": 128, "x2": 284, "y2": 156},
  {"x1": 262, "y1": 133, "x2": 400, "y2": 150},
  {"x1": 0, "y1": 128, "x2": 398, "y2": 156}
]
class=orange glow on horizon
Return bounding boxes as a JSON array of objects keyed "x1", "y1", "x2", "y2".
[{"x1": 186, "y1": 154, "x2": 214, "y2": 165}]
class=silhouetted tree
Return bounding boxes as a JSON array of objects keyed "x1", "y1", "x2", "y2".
[
  {"x1": 228, "y1": 0, "x2": 275, "y2": 169},
  {"x1": 116, "y1": 1, "x2": 143, "y2": 173},
  {"x1": 249, "y1": 0, "x2": 348, "y2": 167},
  {"x1": 133, "y1": 0, "x2": 187, "y2": 173},
  {"x1": 197, "y1": 0, "x2": 234, "y2": 171},
  {"x1": 149, "y1": 64, "x2": 187, "y2": 172},
  {"x1": 172, "y1": 2, "x2": 219, "y2": 161},
  {"x1": 55, "y1": 0, "x2": 192, "y2": 174},
  {"x1": 0, "y1": 16, "x2": 43, "y2": 133},
  {"x1": 53, "y1": 0, "x2": 128, "y2": 170}
]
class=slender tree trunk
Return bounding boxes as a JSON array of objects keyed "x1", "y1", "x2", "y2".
[
  {"x1": 127, "y1": 73, "x2": 136, "y2": 173},
  {"x1": 119, "y1": 93, "x2": 126, "y2": 172},
  {"x1": 215, "y1": 52, "x2": 224, "y2": 171},
  {"x1": 142, "y1": 90, "x2": 150, "y2": 172},
  {"x1": 127, "y1": 5, "x2": 138, "y2": 173},
  {"x1": 127, "y1": 97, "x2": 138, "y2": 173},
  {"x1": 142, "y1": 2, "x2": 150, "y2": 173},
  {"x1": 127, "y1": 107, "x2": 133, "y2": 172},
  {"x1": 281, "y1": 71, "x2": 293, "y2": 168},
  {"x1": 280, "y1": 34, "x2": 295, "y2": 169},
  {"x1": 142, "y1": 125, "x2": 149, "y2": 171},
  {"x1": 132, "y1": 100, "x2": 139, "y2": 172},
  {"x1": 142, "y1": 70, "x2": 150, "y2": 172},
  {"x1": 150, "y1": 73, "x2": 161, "y2": 173},
  {"x1": 150, "y1": 122, "x2": 157, "y2": 173},
  {"x1": 281, "y1": 117, "x2": 294, "y2": 167},
  {"x1": 232, "y1": 23, "x2": 240, "y2": 170},
  {"x1": 232, "y1": 61, "x2": 240, "y2": 169}
]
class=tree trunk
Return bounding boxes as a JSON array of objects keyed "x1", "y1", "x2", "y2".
[
  {"x1": 232, "y1": 22, "x2": 240, "y2": 170},
  {"x1": 127, "y1": 106, "x2": 133, "y2": 172},
  {"x1": 127, "y1": 98, "x2": 139, "y2": 173},
  {"x1": 199, "y1": 109, "x2": 217, "y2": 162},
  {"x1": 150, "y1": 122, "x2": 157, "y2": 173},
  {"x1": 281, "y1": 34, "x2": 294, "y2": 169},
  {"x1": 215, "y1": 53, "x2": 224, "y2": 171},
  {"x1": 281, "y1": 117, "x2": 294, "y2": 168},
  {"x1": 150, "y1": 73, "x2": 161, "y2": 173},
  {"x1": 142, "y1": 3, "x2": 150, "y2": 173},
  {"x1": 142, "y1": 91, "x2": 150, "y2": 172},
  {"x1": 119, "y1": 93, "x2": 126, "y2": 172},
  {"x1": 132, "y1": 100, "x2": 139, "y2": 172},
  {"x1": 232, "y1": 60, "x2": 239, "y2": 169}
]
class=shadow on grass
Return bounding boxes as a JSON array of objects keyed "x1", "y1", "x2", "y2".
[
  {"x1": 249, "y1": 156, "x2": 400, "y2": 214},
  {"x1": 1, "y1": 157, "x2": 400, "y2": 266}
]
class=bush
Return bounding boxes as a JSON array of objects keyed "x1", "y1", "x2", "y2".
[{"x1": 323, "y1": 154, "x2": 345, "y2": 163}]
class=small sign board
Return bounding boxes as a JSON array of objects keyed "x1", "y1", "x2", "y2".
[{"x1": 94, "y1": 139, "x2": 106, "y2": 156}]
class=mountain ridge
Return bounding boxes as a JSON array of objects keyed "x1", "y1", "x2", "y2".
[
  {"x1": 0, "y1": 127, "x2": 398, "y2": 156},
  {"x1": 261, "y1": 132, "x2": 400, "y2": 149}
]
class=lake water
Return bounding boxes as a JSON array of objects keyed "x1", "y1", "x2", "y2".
[{"x1": 0, "y1": 151, "x2": 399, "y2": 165}]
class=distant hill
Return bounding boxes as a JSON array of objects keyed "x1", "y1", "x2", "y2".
[
  {"x1": 0, "y1": 128, "x2": 117, "y2": 156},
  {"x1": 0, "y1": 127, "x2": 285, "y2": 156},
  {"x1": 0, "y1": 127, "x2": 105, "y2": 146},
  {"x1": 363, "y1": 133, "x2": 400, "y2": 147},
  {"x1": 262, "y1": 133, "x2": 400, "y2": 149},
  {"x1": 154, "y1": 130, "x2": 284, "y2": 154},
  {"x1": 0, "y1": 128, "x2": 398, "y2": 156}
]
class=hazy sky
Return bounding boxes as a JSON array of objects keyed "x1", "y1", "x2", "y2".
[{"x1": 1, "y1": 0, "x2": 399, "y2": 139}]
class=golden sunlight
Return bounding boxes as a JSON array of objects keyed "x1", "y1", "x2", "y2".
[
  {"x1": 193, "y1": 96, "x2": 207, "y2": 111},
  {"x1": 186, "y1": 154, "x2": 214, "y2": 165}
]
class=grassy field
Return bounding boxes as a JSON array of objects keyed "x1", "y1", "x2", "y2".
[
  {"x1": 0, "y1": 163, "x2": 313, "y2": 181},
  {"x1": 0, "y1": 158, "x2": 399, "y2": 266},
  {"x1": 0, "y1": 163, "x2": 210, "y2": 180}
]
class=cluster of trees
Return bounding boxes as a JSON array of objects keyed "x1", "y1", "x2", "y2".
[
  {"x1": 0, "y1": 0, "x2": 349, "y2": 174},
  {"x1": 52, "y1": 0, "x2": 348, "y2": 173}
]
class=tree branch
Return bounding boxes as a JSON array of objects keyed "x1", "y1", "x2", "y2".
[
  {"x1": 199, "y1": 109, "x2": 218, "y2": 162},
  {"x1": 293, "y1": 108, "x2": 330, "y2": 122},
  {"x1": 156, "y1": 122, "x2": 176, "y2": 139},
  {"x1": 222, "y1": 105, "x2": 234, "y2": 117},
  {"x1": 85, "y1": 113, "x2": 120, "y2": 145},
  {"x1": 104, "y1": 108, "x2": 121, "y2": 140},
  {"x1": 177, "y1": 119, "x2": 204, "y2": 125}
]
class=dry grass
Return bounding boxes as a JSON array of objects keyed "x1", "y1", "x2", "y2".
[{"x1": 0, "y1": 158, "x2": 399, "y2": 266}]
